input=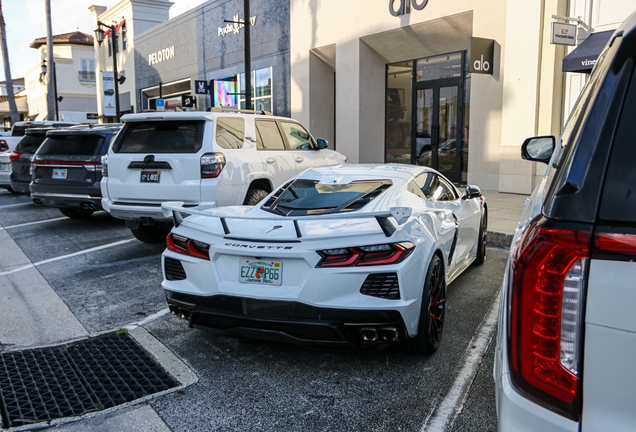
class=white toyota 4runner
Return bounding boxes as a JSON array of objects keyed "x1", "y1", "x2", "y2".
[{"x1": 101, "y1": 109, "x2": 346, "y2": 242}]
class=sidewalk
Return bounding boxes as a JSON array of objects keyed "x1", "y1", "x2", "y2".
[{"x1": 482, "y1": 190, "x2": 529, "y2": 248}]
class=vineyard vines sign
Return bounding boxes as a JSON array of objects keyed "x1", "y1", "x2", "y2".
[
  {"x1": 389, "y1": 0, "x2": 429, "y2": 16},
  {"x1": 148, "y1": 46, "x2": 175, "y2": 65},
  {"x1": 218, "y1": 15, "x2": 257, "y2": 37}
]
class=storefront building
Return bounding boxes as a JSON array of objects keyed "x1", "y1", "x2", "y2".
[
  {"x1": 134, "y1": 0, "x2": 290, "y2": 116},
  {"x1": 290, "y1": 0, "x2": 571, "y2": 193}
]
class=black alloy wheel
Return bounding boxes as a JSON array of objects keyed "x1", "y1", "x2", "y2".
[{"x1": 407, "y1": 254, "x2": 446, "y2": 354}]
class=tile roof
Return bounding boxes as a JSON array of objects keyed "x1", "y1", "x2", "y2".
[
  {"x1": 0, "y1": 77, "x2": 25, "y2": 86},
  {"x1": 30, "y1": 31, "x2": 94, "y2": 49}
]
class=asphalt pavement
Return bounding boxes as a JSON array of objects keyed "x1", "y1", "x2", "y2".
[{"x1": 0, "y1": 188, "x2": 512, "y2": 431}]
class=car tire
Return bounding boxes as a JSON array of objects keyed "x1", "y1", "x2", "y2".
[
  {"x1": 130, "y1": 223, "x2": 172, "y2": 243},
  {"x1": 473, "y1": 209, "x2": 487, "y2": 266},
  {"x1": 407, "y1": 254, "x2": 446, "y2": 355},
  {"x1": 244, "y1": 189, "x2": 269, "y2": 206},
  {"x1": 59, "y1": 207, "x2": 94, "y2": 219}
]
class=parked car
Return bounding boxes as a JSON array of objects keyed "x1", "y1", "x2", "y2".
[
  {"x1": 101, "y1": 109, "x2": 346, "y2": 243},
  {"x1": 494, "y1": 12, "x2": 636, "y2": 431},
  {"x1": 0, "y1": 120, "x2": 78, "y2": 154},
  {"x1": 160, "y1": 164, "x2": 487, "y2": 352},
  {"x1": 30, "y1": 124, "x2": 122, "y2": 218},
  {"x1": 9, "y1": 127, "x2": 56, "y2": 194},
  {"x1": 0, "y1": 151, "x2": 11, "y2": 192}
]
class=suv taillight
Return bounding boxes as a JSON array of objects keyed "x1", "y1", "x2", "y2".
[
  {"x1": 9, "y1": 150, "x2": 20, "y2": 162},
  {"x1": 508, "y1": 221, "x2": 590, "y2": 420},
  {"x1": 0, "y1": 140, "x2": 7, "y2": 152},
  {"x1": 201, "y1": 152, "x2": 225, "y2": 178},
  {"x1": 101, "y1": 155, "x2": 108, "y2": 177}
]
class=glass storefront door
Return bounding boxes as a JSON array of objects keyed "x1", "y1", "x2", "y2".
[
  {"x1": 414, "y1": 79, "x2": 462, "y2": 182},
  {"x1": 385, "y1": 51, "x2": 468, "y2": 183}
]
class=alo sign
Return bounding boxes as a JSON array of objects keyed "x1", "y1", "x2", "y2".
[
  {"x1": 389, "y1": 0, "x2": 429, "y2": 16},
  {"x1": 469, "y1": 37, "x2": 495, "y2": 75}
]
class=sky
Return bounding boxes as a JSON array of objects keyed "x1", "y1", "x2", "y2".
[{"x1": 0, "y1": 0, "x2": 209, "y2": 81}]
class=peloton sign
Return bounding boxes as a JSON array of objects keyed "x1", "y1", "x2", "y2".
[{"x1": 389, "y1": 0, "x2": 429, "y2": 16}]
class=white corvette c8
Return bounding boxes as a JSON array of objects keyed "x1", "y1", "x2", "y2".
[{"x1": 160, "y1": 164, "x2": 487, "y2": 353}]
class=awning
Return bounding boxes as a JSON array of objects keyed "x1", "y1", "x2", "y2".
[{"x1": 562, "y1": 30, "x2": 614, "y2": 73}]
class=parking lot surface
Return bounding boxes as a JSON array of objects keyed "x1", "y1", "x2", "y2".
[{"x1": 0, "y1": 189, "x2": 504, "y2": 431}]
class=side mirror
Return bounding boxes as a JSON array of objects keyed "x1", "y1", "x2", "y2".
[
  {"x1": 316, "y1": 138, "x2": 328, "y2": 149},
  {"x1": 463, "y1": 185, "x2": 481, "y2": 200},
  {"x1": 521, "y1": 136, "x2": 555, "y2": 164}
]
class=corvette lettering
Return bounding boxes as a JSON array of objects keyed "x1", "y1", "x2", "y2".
[{"x1": 225, "y1": 243, "x2": 293, "y2": 250}]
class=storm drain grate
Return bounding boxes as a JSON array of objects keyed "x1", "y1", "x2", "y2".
[{"x1": 0, "y1": 331, "x2": 178, "y2": 428}]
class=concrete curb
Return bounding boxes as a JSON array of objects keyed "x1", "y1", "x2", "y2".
[{"x1": 487, "y1": 231, "x2": 513, "y2": 249}]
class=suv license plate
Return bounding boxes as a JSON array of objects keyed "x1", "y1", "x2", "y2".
[
  {"x1": 239, "y1": 259, "x2": 282, "y2": 286},
  {"x1": 0, "y1": 163, "x2": 6, "y2": 171},
  {"x1": 140, "y1": 171, "x2": 160, "y2": 183},
  {"x1": 52, "y1": 168, "x2": 67, "y2": 179}
]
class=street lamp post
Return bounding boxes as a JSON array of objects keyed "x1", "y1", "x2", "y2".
[
  {"x1": 223, "y1": 0, "x2": 252, "y2": 110},
  {"x1": 94, "y1": 21, "x2": 121, "y2": 122},
  {"x1": 41, "y1": 60, "x2": 62, "y2": 120}
]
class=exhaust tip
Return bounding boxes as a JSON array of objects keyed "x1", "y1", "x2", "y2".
[
  {"x1": 360, "y1": 327, "x2": 379, "y2": 342},
  {"x1": 380, "y1": 326, "x2": 399, "y2": 342}
]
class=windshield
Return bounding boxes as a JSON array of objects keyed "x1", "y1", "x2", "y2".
[
  {"x1": 37, "y1": 135, "x2": 105, "y2": 156},
  {"x1": 114, "y1": 120, "x2": 204, "y2": 153},
  {"x1": 262, "y1": 179, "x2": 392, "y2": 216}
]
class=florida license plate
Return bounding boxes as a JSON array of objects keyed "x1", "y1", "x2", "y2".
[
  {"x1": 140, "y1": 170, "x2": 160, "y2": 183},
  {"x1": 239, "y1": 259, "x2": 282, "y2": 286},
  {"x1": 52, "y1": 168, "x2": 67, "y2": 179}
]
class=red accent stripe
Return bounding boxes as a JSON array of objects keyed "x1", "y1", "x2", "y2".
[
  {"x1": 32, "y1": 160, "x2": 99, "y2": 166},
  {"x1": 595, "y1": 233, "x2": 636, "y2": 255}
]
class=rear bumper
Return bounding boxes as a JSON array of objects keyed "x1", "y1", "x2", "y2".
[
  {"x1": 165, "y1": 290, "x2": 408, "y2": 349},
  {"x1": 0, "y1": 169, "x2": 11, "y2": 187},
  {"x1": 10, "y1": 179, "x2": 31, "y2": 194},
  {"x1": 31, "y1": 192, "x2": 103, "y2": 210},
  {"x1": 103, "y1": 198, "x2": 211, "y2": 221}
]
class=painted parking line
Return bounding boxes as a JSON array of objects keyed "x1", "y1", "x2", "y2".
[
  {"x1": 421, "y1": 290, "x2": 501, "y2": 432},
  {"x1": 0, "y1": 202, "x2": 33, "y2": 209},
  {"x1": 0, "y1": 216, "x2": 68, "y2": 231},
  {"x1": 0, "y1": 238, "x2": 136, "y2": 276}
]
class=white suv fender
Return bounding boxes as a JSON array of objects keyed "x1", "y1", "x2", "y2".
[{"x1": 236, "y1": 172, "x2": 275, "y2": 205}]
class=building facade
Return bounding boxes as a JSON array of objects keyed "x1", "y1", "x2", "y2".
[
  {"x1": 133, "y1": 0, "x2": 289, "y2": 116},
  {"x1": 90, "y1": 0, "x2": 174, "y2": 121},
  {"x1": 91, "y1": 0, "x2": 290, "y2": 119},
  {"x1": 24, "y1": 32, "x2": 98, "y2": 122},
  {"x1": 292, "y1": 1, "x2": 624, "y2": 193}
]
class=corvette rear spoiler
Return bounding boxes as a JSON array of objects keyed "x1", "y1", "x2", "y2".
[{"x1": 160, "y1": 201, "x2": 412, "y2": 238}]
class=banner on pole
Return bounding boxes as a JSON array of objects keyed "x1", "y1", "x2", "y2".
[{"x1": 102, "y1": 71, "x2": 116, "y2": 117}]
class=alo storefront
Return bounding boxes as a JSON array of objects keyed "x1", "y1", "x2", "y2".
[
  {"x1": 290, "y1": 1, "x2": 508, "y2": 188},
  {"x1": 135, "y1": 0, "x2": 290, "y2": 116}
]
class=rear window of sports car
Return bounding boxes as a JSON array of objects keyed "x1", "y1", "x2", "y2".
[
  {"x1": 261, "y1": 179, "x2": 392, "y2": 216},
  {"x1": 113, "y1": 120, "x2": 204, "y2": 153}
]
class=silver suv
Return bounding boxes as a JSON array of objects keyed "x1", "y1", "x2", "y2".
[{"x1": 101, "y1": 109, "x2": 346, "y2": 242}]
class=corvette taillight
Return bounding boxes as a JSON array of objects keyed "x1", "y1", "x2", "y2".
[
  {"x1": 201, "y1": 152, "x2": 225, "y2": 178},
  {"x1": 166, "y1": 233, "x2": 210, "y2": 260},
  {"x1": 9, "y1": 150, "x2": 20, "y2": 161},
  {"x1": 316, "y1": 242, "x2": 414, "y2": 267},
  {"x1": 508, "y1": 221, "x2": 590, "y2": 420}
]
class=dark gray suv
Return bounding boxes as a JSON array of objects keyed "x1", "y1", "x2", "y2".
[
  {"x1": 31, "y1": 124, "x2": 121, "y2": 218},
  {"x1": 9, "y1": 128, "x2": 56, "y2": 193}
]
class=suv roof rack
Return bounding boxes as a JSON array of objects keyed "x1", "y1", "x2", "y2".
[{"x1": 209, "y1": 107, "x2": 272, "y2": 115}]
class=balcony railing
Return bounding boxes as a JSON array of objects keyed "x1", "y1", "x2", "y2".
[{"x1": 78, "y1": 71, "x2": 96, "y2": 83}]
